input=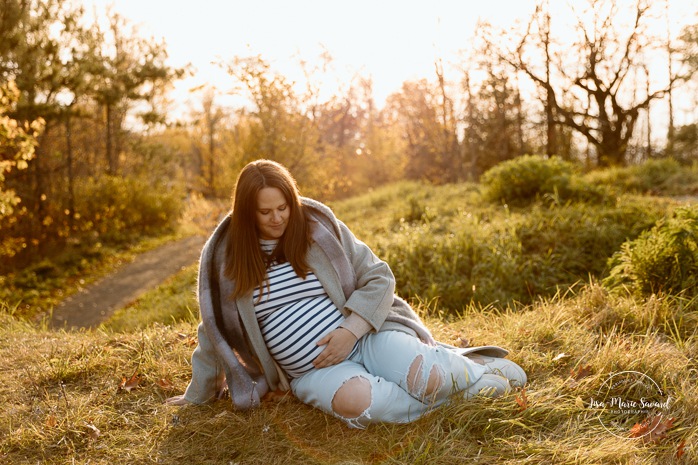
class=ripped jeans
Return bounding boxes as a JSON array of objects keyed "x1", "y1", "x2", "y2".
[{"x1": 290, "y1": 330, "x2": 488, "y2": 428}]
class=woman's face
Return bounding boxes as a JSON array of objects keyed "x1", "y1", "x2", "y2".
[{"x1": 255, "y1": 187, "x2": 290, "y2": 240}]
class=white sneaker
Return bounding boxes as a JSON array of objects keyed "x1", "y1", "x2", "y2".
[
  {"x1": 463, "y1": 373, "x2": 511, "y2": 399},
  {"x1": 467, "y1": 355, "x2": 527, "y2": 387}
]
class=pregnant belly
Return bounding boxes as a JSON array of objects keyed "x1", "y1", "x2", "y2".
[{"x1": 259, "y1": 295, "x2": 344, "y2": 378}]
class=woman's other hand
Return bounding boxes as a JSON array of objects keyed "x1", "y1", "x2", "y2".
[
  {"x1": 313, "y1": 328, "x2": 357, "y2": 369},
  {"x1": 165, "y1": 395, "x2": 191, "y2": 406}
]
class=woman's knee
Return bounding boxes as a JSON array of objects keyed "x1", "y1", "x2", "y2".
[
  {"x1": 331, "y1": 376, "x2": 371, "y2": 419},
  {"x1": 407, "y1": 355, "x2": 444, "y2": 399}
]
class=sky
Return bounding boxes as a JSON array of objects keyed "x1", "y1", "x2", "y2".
[{"x1": 83, "y1": 0, "x2": 697, "y2": 121}]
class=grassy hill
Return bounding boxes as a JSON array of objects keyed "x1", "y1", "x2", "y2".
[
  {"x1": 2, "y1": 159, "x2": 698, "y2": 464},
  {"x1": 329, "y1": 180, "x2": 675, "y2": 312}
]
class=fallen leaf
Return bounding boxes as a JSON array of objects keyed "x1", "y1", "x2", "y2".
[
  {"x1": 118, "y1": 372, "x2": 143, "y2": 392},
  {"x1": 45, "y1": 414, "x2": 57, "y2": 428},
  {"x1": 567, "y1": 364, "x2": 593, "y2": 388},
  {"x1": 571, "y1": 364, "x2": 593, "y2": 380},
  {"x1": 629, "y1": 415, "x2": 675, "y2": 443},
  {"x1": 262, "y1": 389, "x2": 291, "y2": 403},
  {"x1": 574, "y1": 396, "x2": 585, "y2": 409},
  {"x1": 85, "y1": 423, "x2": 100, "y2": 441},
  {"x1": 515, "y1": 387, "x2": 528, "y2": 411},
  {"x1": 156, "y1": 378, "x2": 174, "y2": 390},
  {"x1": 676, "y1": 439, "x2": 686, "y2": 459}
]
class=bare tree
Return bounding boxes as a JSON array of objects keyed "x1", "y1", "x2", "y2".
[
  {"x1": 664, "y1": 0, "x2": 675, "y2": 155},
  {"x1": 461, "y1": 70, "x2": 479, "y2": 180},
  {"x1": 537, "y1": 0, "x2": 558, "y2": 157},
  {"x1": 199, "y1": 87, "x2": 225, "y2": 193},
  {"x1": 434, "y1": 59, "x2": 461, "y2": 181},
  {"x1": 506, "y1": 0, "x2": 681, "y2": 166}
]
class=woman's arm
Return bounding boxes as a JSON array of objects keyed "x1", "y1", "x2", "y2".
[
  {"x1": 312, "y1": 217, "x2": 396, "y2": 368},
  {"x1": 335, "y1": 218, "x2": 395, "y2": 331}
]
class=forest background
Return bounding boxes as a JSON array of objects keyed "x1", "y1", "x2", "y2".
[{"x1": 1, "y1": 0, "x2": 698, "y2": 311}]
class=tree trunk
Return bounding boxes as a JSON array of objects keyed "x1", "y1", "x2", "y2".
[
  {"x1": 464, "y1": 72, "x2": 478, "y2": 180},
  {"x1": 65, "y1": 115, "x2": 75, "y2": 232},
  {"x1": 543, "y1": 1, "x2": 557, "y2": 157},
  {"x1": 208, "y1": 124, "x2": 215, "y2": 193},
  {"x1": 665, "y1": 0, "x2": 675, "y2": 155},
  {"x1": 645, "y1": 69, "x2": 652, "y2": 159},
  {"x1": 106, "y1": 103, "x2": 114, "y2": 175}
]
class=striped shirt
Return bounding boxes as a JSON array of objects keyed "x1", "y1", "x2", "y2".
[{"x1": 254, "y1": 240, "x2": 347, "y2": 378}]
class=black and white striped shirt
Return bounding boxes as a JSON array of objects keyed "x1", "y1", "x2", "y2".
[{"x1": 254, "y1": 240, "x2": 347, "y2": 378}]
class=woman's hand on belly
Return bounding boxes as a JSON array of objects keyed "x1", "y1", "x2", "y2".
[{"x1": 313, "y1": 328, "x2": 358, "y2": 369}]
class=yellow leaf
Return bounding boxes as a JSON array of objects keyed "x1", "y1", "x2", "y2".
[{"x1": 575, "y1": 396, "x2": 585, "y2": 409}]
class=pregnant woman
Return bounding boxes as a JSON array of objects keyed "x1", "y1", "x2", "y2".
[{"x1": 166, "y1": 159, "x2": 526, "y2": 428}]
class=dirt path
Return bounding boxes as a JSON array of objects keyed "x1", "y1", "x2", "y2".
[{"x1": 50, "y1": 235, "x2": 206, "y2": 330}]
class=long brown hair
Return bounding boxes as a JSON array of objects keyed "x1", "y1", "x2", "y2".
[{"x1": 224, "y1": 159, "x2": 311, "y2": 300}]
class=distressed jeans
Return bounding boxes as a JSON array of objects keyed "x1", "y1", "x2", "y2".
[{"x1": 290, "y1": 330, "x2": 490, "y2": 428}]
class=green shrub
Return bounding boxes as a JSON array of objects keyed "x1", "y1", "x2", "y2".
[
  {"x1": 585, "y1": 157, "x2": 698, "y2": 196},
  {"x1": 481, "y1": 155, "x2": 605, "y2": 205},
  {"x1": 355, "y1": 188, "x2": 666, "y2": 312},
  {"x1": 604, "y1": 206, "x2": 698, "y2": 299},
  {"x1": 395, "y1": 195, "x2": 435, "y2": 224},
  {"x1": 76, "y1": 176, "x2": 183, "y2": 242}
]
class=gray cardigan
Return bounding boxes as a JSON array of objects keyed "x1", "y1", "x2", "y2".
[{"x1": 183, "y1": 198, "x2": 439, "y2": 409}]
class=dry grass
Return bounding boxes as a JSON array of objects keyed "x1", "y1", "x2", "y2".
[{"x1": 2, "y1": 284, "x2": 696, "y2": 464}]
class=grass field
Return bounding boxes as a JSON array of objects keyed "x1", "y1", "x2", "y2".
[
  {"x1": 1, "y1": 161, "x2": 697, "y2": 464},
  {"x1": 2, "y1": 286, "x2": 694, "y2": 464}
]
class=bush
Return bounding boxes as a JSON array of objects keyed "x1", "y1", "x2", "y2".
[
  {"x1": 604, "y1": 206, "x2": 698, "y2": 299},
  {"x1": 481, "y1": 155, "x2": 605, "y2": 206},
  {"x1": 585, "y1": 157, "x2": 698, "y2": 196},
  {"x1": 76, "y1": 176, "x2": 184, "y2": 242},
  {"x1": 367, "y1": 193, "x2": 666, "y2": 312}
]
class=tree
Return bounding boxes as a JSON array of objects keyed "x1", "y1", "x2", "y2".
[
  {"x1": 458, "y1": 23, "x2": 532, "y2": 177},
  {"x1": 0, "y1": 81, "x2": 43, "y2": 217},
  {"x1": 468, "y1": 69, "x2": 529, "y2": 175},
  {"x1": 534, "y1": 0, "x2": 558, "y2": 157},
  {"x1": 672, "y1": 123, "x2": 698, "y2": 161},
  {"x1": 1, "y1": 0, "x2": 186, "y2": 269},
  {"x1": 508, "y1": 0, "x2": 681, "y2": 166},
  {"x1": 672, "y1": 20, "x2": 698, "y2": 161},
  {"x1": 187, "y1": 85, "x2": 228, "y2": 195},
  {"x1": 664, "y1": 0, "x2": 676, "y2": 155},
  {"x1": 85, "y1": 10, "x2": 183, "y2": 174},
  {"x1": 434, "y1": 59, "x2": 461, "y2": 177},
  {"x1": 314, "y1": 78, "x2": 367, "y2": 196},
  {"x1": 0, "y1": 80, "x2": 44, "y2": 257},
  {"x1": 0, "y1": 0, "x2": 27, "y2": 67},
  {"x1": 0, "y1": 0, "x2": 85, "y2": 244},
  {"x1": 224, "y1": 55, "x2": 327, "y2": 196},
  {"x1": 384, "y1": 79, "x2": 457, "y2": 182},
  {"x1": 680, "y1": 20, "x2": 698, "y2": 73}
]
